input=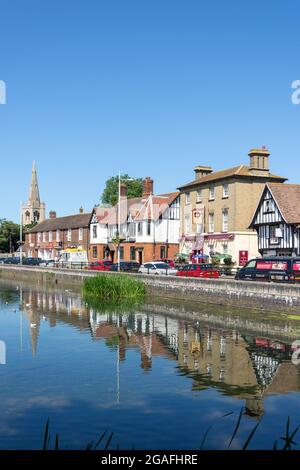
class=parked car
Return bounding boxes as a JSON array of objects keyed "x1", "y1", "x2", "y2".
[
  {"x1": 4, "y1": 257, "x2": 20, "y2": 264},
  {"x1": 109, "y1": 261, "x2": 141, "y2": 273},
  {"x1": 23, "y1": 257, "x2": 42, "y2": 266},
  {"x1": 176, "y1": 263, "x2": 219, "y2": 278},
  {"x1": 138, "y1": 262, "x2": 177, "y2": 275},
  {"x1": 235, "y1": 257, "x2": 300, "y2": 282},
  {"x1": 155, "y1": 258, "x2": 175, "y2": 268},
  {"x1": 87, "y1": 260, "x2": 113, "y2": 271}
]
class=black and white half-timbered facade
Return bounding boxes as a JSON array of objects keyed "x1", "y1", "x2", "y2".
[{"x1": 250, "y1": 183, "x2": 300, "y2": 256}]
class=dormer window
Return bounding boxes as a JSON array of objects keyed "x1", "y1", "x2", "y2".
[{"x1": 264, "y1": 199, "x2": 274, "y2": 213}]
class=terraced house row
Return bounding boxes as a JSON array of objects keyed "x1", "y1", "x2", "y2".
[{"x1": 24, "y1": 146, "x2": 293, "y2": 266}]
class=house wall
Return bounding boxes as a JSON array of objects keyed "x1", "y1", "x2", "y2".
[{"x1": 24, "y1": 227, "x2": 89, "y2": 260}]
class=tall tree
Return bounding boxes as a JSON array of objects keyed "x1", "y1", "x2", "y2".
[
  {"x1": 101, "y1": 174, "x2": 143, "y2": 206},
  {"x1": 0, "y1": 219, "x2": 20, "y2": 253}
]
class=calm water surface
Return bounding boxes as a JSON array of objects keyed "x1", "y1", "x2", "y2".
[{"x1": 0, "y1": 280, "x2": 300, "y2": 450}]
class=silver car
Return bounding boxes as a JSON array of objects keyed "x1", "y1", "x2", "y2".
[{"x1": 138, "y1": 262, "x2": 177, "y2": 275}]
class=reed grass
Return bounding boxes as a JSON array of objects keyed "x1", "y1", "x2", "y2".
[{"x1": 82, "y1": 274, "x2": 145, "y2": 302}]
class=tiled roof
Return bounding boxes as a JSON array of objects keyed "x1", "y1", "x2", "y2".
[
  {"x1": 28, "y1": 213, "x2": 91, "y2": 233},
  {"x1": 268, "y1": 183, "x2": 300, "y2": 224},
  {"x1": 94, "y1": 192, "x2": 179, "y2": 224},
  {"x1": 178, "y1": 165, "x2": 287, "y2": 190}
]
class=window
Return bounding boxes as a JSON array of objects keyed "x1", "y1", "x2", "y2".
[
  {"x1": 130, "y1": 246, "x2": 136, "y2": 261},
  {"x1": 196, "y1": 223, "x2": 203, "y2": 234},
  {"x1": 186, "y1": 192, "x2": 190, "y2": 205},
  {"x1": 137, "y1": 222, "x2": 143, "y2": 236},
  {"x1": 209, "y1": 187, "x2": 215, "y2": 200},
  {"x1": 196, "y1": 189, "x2": 202, "y2": 202},
  {"x1": 67, "y1": 229, "x2": 72, "y2": 242},
  {"x1": 264, "y1": 199, "x2": 274, "y2": 213},
  {"x1": 49, "y1": 231, "x2": 53, "y2": 242},
  {"x1": 222, "y1": 243, "x2": 228, "y2": 254},
  {"x1": 37, "y1": 232, "x2": 41, "y2": 243},
  {"x1": 223, "y1": 184, "x2": 229, "y2": 198},
  {"x1": 245, "y1": 260, "x2": 256, "y2": 269},
  {"x1": 119, "y1": 246, "x2": 124, "y2": 259},
  {"x1": 222, "y1": 209, "x2": 228, "y2": 232},
  {"x1": 160, "y1": 246, "x2": 166, "y2": 258},
  {"x1": 147, "y1": 219, "x2": 151, "y2": 236},
  {"x1": 129, "y1": 222, "x2": 136, "y2": 237},
  {"x1": 209, "y1": 213, "x2": 214, "y2": 233},
  {"x1": 92, "y1": 246, "x2": 97, "y2": 258},
  {"x1": 56, "y1": 229, "x2": 60, "y2": 242},
  {"x1": 79, "y1": 227, "x2": 83, "y2": 241},
  {"x1": 42, "y1": 232, "x2": 46, "y2": 242},
  {"x1": 92, "y1": 225, "x2": 97, "y2": 239},
  {"x1": 184, "y1": 214, "x2": 191, "y2": 234},
  {"x1": 269, "y1": 225, "x2": 279, "y2": 244}
]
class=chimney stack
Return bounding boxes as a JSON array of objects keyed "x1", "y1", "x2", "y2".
[
  {"x1": 248, "y1": 147, "x2": 270, "y2": 175},
  {"x1": 194, "y1": 166, "x2": 213, "y2": 180},
  {"x1": 120, "y1": 182, "x2": 127, "y2": 198},
  {"x1": 142, "y1": 177, "x2": 154, "y2": 197},
  {"x1": 79, "y1": 206, "x2": 84, "y2": 214},
  {"x1": 49, "y1": 211, "x2": 56, "y2": 219}
]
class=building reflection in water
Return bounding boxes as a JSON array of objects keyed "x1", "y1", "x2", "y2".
[{"x1": 16, "y1": 285, "x2": 300, "y2": 417}]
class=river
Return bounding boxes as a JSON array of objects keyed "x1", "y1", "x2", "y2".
[{"x1": 0, "y1": 279, "x2": 300, "y2": 450}]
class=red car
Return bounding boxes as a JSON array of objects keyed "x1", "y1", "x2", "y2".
[
  {"x1": 87, "y1": 260, "x2": 113, "y2": 271},
  {"x1": 176, "y1": 263, "x2": 219, "y2": 278}
]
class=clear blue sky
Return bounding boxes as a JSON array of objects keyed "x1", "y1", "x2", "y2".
[{"x1": 1, "y1": 0, "x2": 300, "y2": 222}]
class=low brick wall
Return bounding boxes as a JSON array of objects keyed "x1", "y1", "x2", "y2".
[{"x1": 1, "y1": 265, "x2": 300, "y2": 311}]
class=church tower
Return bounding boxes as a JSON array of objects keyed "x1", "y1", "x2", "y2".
[{"x1": 22, "y1": 161, "x2": 46, "y2": 225}]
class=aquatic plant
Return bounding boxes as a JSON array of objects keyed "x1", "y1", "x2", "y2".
[{"x1": 82, "y1": 274, "x2": 145, "y2": 302}]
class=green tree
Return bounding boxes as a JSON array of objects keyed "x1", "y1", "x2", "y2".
[
  {"x1": 101, "y1": 174, "x2": 143, "y2": 206},
  {"x1": 0, "y1": 219, "x2": 20, "y2": 253}
]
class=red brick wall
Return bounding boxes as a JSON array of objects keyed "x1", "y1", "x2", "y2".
[
  {"x1": 24, "y1": 227, "x2": 89, "y2": 258},
  {"x1": 89, "y1": 242, "x2": 179, "y2": 263}
]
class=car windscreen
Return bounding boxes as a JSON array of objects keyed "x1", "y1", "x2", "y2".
[{"x1": 153, "y1": 263, "x2": 170, "y2": 269}]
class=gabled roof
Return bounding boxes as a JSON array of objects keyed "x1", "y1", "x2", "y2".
[
  {"x1": 249, "y1": 183, "x2": 300, "y2": 228},
  {"x1": 178, "y1": 165, "x2": 287, "y2": 190},
  {"x1": 93, "y1": 192, "x2": 179, "y2": 225},
  {"x1": 28, "y1": 213, "x2": 91, "y2": 233},
  {"x1": 268, "y1": 183, "x2": 300, "y2": 224}
]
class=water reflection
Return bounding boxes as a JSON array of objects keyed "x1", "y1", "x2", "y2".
[{"x1": 0, "y1": 283, "x2": 297, "y2": 421}]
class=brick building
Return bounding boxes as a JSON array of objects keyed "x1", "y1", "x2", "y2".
[
  {"x1": 89, "y1": 178, "x2": 180, "y2": 264},
  {"x1": 24, "y1": 209, "x2": 91, "y2": 261},
  {"x1": 178, "y1": 147, "x2": 287, "y2": 266}
]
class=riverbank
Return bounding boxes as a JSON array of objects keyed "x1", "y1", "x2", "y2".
[{"x1": 1, "y1": 265, "x2": 300, "y2": 312}]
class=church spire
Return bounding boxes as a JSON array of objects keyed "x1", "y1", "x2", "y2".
[
  {"x1": 22, "y1": 161, "x2": 46, "y2": 225},
  {"x1": 28, "y1": 160, "x2": 41, "y2": 206}
]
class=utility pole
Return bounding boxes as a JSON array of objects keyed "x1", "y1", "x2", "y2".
[
  {"x1": 117, "y1": 171, "x2": 121, "y2": 272},
  {"x1": 20, "y1": 202, "x2": 23, "y2": 265}
]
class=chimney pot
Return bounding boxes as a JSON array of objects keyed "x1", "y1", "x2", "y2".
[
  {"x1": 49, "y1": 211, "x2": 56, "y2": 219},
  {"x1": 248, "y1": 147, "x2": 270, "y2": 172},
  {"x1": 194, "y1": 166, "x2": 213, "y2": 180},
  {"x1": 79, "y1": 206, "x2": 84, "y2": 213},
  {"x1": 142, "y1": 177, "x2": 154, "y2": 197},
  {"x1": 120, "y1": 182, "x2": 127, "y2": 198}
]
